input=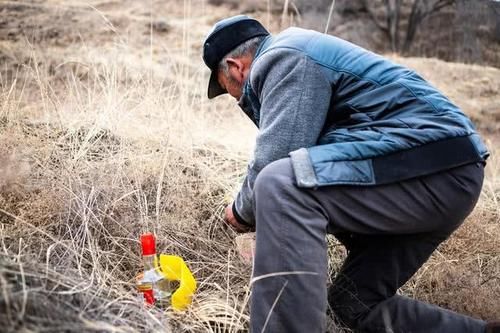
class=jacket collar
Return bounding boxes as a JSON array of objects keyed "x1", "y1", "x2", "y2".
[
  {"x1": 254, "y1": 34, "x2": 273, "y2": 60},
  {"x1": 236, "y1": 35, "x2": 272, "y2": 128}
]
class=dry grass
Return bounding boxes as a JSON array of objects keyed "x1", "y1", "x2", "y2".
[
  {"x1": 0, "y1": 1, "x2": 499, "y2": 332},
  {"x1": 0, "y1": 51, "x2": 254, "y2": 332}
]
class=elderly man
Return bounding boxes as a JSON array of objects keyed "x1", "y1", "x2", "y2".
[{"x1": 203, "y1": 15, "x2": 495, "y2": 333}]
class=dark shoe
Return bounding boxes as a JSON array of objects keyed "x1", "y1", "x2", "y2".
[{"x1": 486, "y1": 321, "x2": 500, "y2": 333}]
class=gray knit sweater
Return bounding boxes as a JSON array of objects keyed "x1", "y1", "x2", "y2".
[{"x1": 233, "y1": 48, "x2": 332, "y2": 225}]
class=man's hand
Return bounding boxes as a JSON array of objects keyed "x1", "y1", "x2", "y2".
[{"x1": 224, "y1": 203, "x2": 252, "y2": 233}]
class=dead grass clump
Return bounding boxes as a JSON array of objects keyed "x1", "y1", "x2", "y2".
[
  {"x1": 0, "y1": 255, "x2": 162, "y2": 333},
  {"x1": 0, "y1": 135, "x2": 252, "y2": 332},
  {"x1": 0, "y1": 130, "x2": 31, "y2": 194}
]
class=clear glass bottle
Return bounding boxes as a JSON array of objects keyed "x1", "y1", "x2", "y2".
[{"x1": 137, "y1": 233, "x2": 172, "y2": 307}]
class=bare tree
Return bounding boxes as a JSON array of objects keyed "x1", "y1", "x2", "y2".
[
  {"x1": 363, "y1": 0, "x2": 455, "y2": 53},
  {"x1": 491, "y1": 1, "x2": 500, "y2": 42},
  {"x1": 362, "y1": 0, "x2": 407, "y2": 52},
  {"x1": 403, "y1": 0, "x2": 454, "y2": 52},
  {"x1": 384, "y1": 0, "x2": 403, "y2": 51}
]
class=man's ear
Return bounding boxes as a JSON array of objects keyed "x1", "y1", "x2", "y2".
[
  {"x1": 225, "y1": 58, "x2": 243, "y2": 71},
  {"x1": 225, "y1": 58, "x2": 245, "y2": 83}
]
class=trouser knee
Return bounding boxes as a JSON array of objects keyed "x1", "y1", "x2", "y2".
[{"x1": 253, "y1": 158, "x2": 295, "y2": 204}]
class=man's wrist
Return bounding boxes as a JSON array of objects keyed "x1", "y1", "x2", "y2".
[{"x1": 231, "y1": 203, "x2": 253, "y2": 227}]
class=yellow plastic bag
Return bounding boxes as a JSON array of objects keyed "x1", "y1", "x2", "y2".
[{"x1": 156, "y1": 254, "x2": 197, "y2": 311}]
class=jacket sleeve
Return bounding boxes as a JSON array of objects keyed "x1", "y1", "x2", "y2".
[{"x1": 232, "y1": 48, "x2": 333, "y2": 225}]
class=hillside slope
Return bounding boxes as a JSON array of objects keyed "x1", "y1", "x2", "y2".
[{"x1": 0, "y1": 1, "x2": 499, "y2": 332}]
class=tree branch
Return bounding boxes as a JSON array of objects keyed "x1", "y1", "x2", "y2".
[{"x1": 361, "y1": 0, "x2": 389, "y2": 34}]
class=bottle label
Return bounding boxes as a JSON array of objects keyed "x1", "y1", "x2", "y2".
[{"x1": 136, "y1": 272, "x2": 153, "y2": 292}]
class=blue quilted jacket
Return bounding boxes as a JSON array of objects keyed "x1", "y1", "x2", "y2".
[
  {"x1": 231, "y1": 27, "x2": 489, "y2": 225},
  {"x1": 243, "y1": 28, "x2": 489, "y2": 188}
]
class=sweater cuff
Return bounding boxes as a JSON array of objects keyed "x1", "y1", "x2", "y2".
[{"x1": 232, "y1": 203, "x2": 253, "y2": 227}]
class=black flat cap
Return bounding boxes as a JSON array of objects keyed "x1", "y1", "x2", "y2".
[{"x1": 202, "y1": 15, "x2": 269, "y2": 99}]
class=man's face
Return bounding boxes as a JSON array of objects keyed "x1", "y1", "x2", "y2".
[{"x1": 217, "y1": 69, "x2": 244, "y2": 100}]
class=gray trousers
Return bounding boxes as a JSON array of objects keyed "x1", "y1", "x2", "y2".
[{"x1": 250, "y1": 158, "x2": 486, "y2": 333}]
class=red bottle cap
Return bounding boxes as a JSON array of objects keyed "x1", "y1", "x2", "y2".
[
  {"x1": 140, "y1": 233, "x2": 156, "y2": 256},
  {"x1": 143, "y1": 289, "x2": 155, "y2": 305}
]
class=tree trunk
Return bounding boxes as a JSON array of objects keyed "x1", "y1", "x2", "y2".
[
  {"x1": 403, "y1": 0, "x2": 423, "y2": 54},
  {"x1": 403, "y1": 0, "x2": 454, "y2": 54},
  {"x1": 385, "y1": 0, "x2": 402, "y2": 52}
]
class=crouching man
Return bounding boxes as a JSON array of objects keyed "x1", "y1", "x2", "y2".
[{"x1": 203, "y1": 15, "x2": 497, "y2": 333}]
